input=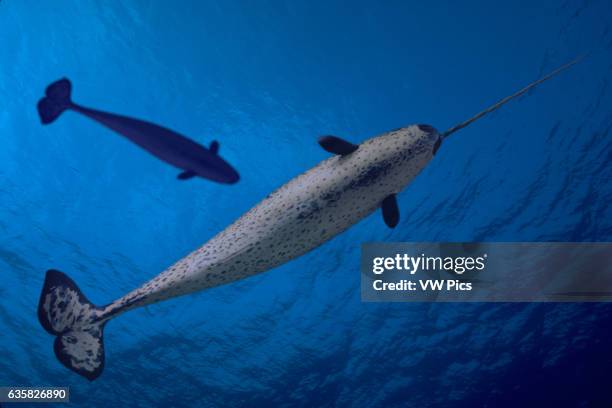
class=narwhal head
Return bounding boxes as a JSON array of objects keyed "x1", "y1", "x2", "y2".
[
  {"x1": 416, "y1": 124, "x2": 443, "y2": 155},
  {"x1": 388, "y1": 123, "x2": 441, "y2": 173},
  {"x1": 351, "y1": 124, "x2": 442, "y2": 195},
  {"x1": 364, "y1": 123, "x2": 441, "y2": 158}
]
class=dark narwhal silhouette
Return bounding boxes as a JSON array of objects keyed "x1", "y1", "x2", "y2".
[{"x1": 37, "y1": 78, "x2": 239, "y2": 183}]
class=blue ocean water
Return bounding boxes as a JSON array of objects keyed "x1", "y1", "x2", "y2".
[{"x1": 1, "y1": 0, "x2": 611, "y2": 406}]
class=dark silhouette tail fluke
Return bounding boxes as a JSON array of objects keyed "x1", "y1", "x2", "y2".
[
  {"x1": 37, "y1": 78, "x2": 72, "y2": 124},
  {"x1": 38, "y1": 269, "x2": 106, "y2": 381}
]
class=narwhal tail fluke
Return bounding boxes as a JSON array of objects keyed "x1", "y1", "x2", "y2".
[
  {"x1": 37, "y1": 78, "x2": 73, "y2": 124},
  {"x1": 38, "y1": 269, "x2": 106, "y2": 381},
  {"x1": 441, "y1": 55, "x2": 585, "y2": 140}
]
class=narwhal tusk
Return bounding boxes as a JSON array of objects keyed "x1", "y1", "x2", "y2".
[{"x1": 441, "y1": 55, "x2": 586, "y2": 140}]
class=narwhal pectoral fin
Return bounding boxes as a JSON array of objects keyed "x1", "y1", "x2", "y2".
[
  {"x1": 209, "y1": 140, "x2": 219, "y2": 154},
  {"x1": 177, "y1": 170, "x2": 197, "y2": 180},
  {"x1": 317, "y1": 136, "x2": 359, "y2": 156},
  {"x1": 381, "y1": 194, "x2": 399, "y2": 228}
]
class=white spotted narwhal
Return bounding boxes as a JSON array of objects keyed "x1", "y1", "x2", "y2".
[{"x1": 38, "y1": 58, "x2": 581, "y2": 380}]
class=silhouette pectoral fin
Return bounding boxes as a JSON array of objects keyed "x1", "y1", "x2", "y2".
[
  {"x1": 317, "y1": 136, "x2": 358, "y2": 156},
  {"x1": 381, "y1": 194, "x2": 399, "y2": 228},
  {"x1": 209, "y1": 141, "x2": 219, "y2": 155},
  {"x1": 177, "y1": 170, "x2": 197, "y2": 180}
]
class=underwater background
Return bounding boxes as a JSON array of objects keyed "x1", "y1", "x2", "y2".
[{"x1": 1, "y1": 0, "x2": 611, "y2": 406}]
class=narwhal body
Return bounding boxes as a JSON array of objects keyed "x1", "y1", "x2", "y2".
[
  {"x1": 100, "y1": 124, "x2": 438, "y2": 317},
  {"x1": 38, "y1": 59, "x2": 581, "y2": 380}
]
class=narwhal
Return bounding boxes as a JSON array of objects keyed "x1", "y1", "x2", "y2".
[
  {"x1": 38, "y1": 58, "x2": 581, "y2": 380},
  {"x1": 37, "y1": 78, "x2": 240, "y2": 184}
]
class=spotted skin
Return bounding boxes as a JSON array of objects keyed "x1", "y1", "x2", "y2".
[
  {"x1": 98, "y1": 125, "x2": 440, "y2": 320},
  {"x1": 37, "y1": 125, "x2": 439, "y2": 381}
]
